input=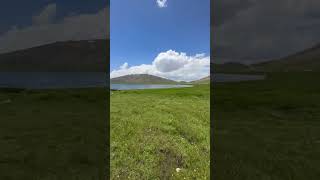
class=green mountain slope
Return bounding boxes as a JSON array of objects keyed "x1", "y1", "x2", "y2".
[
  {"x1": 213, "y1": 62, "x2": 252, "y2": 73},
  {"x1": 213, "y1": 44, "x2": 320, "y2": 73},
  {"x1": 253, "y1": 44, "x2": 320, "y2": 72},
  {"x1": 0, "y1": 39, "x2": 108, "y2": 72},
  {"x1": 192, "y1": 76, "x2": 210, "y2": 84}
]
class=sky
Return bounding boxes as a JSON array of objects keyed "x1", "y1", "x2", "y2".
[
  {"x1": 110, "y1": 0, "x2": 210, "y2": 81},
  {"x1": 0, "y1": 0, "x2": 108, "y2": 54},
  {"x1": 1, "y1": 0, "x2": 316, "y2": 78},
  {"x1": 213, "y1": 0, "x2": 320, "y2": 64}
]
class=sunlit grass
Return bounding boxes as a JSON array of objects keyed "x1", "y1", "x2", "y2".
[{"x1": 111, "y1": 85, "x2": 210, "y2": 179}]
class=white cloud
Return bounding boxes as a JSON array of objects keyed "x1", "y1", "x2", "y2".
[
  {"x1": 153, "y1": 50, "x2": 189, "y2": 72},
  {"x1": 0, "y1": 5, "x2": 109, "y2": 54},
  {"x1": 32, "y1": 3, "x2": 57, "y2": 25},
  {"x1": 214, "y1": 0, "x2": 320, "y2": 62},
  {"x1": 156, "y1": 0, "x2": 168, "y2": 8},
  {"x1": 120, "y1": 62, "x2": 129, "y2": 69},
  {"x1": 111, "y1": 50, "x2": 210, "y2": 82}
]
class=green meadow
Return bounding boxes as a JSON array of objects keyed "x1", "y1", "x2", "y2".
[
  {"x1": 0, "y1": 88, "x2": 108, "y2": 180},
  {"x1": 110, "y1": 85, "x2": 210, "y2": 179},
  {"x1": 1, "y1": 72, "x2": 319, "y2": 179},
  {"x1": 213, "y1": 72, "x2": 320, "y2": 179}
]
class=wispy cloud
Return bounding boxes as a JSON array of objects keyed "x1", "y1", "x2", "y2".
[
  {"x1": 111, "y1": 50, "x2": 210, "y2": 82},
  {"x1": 156, "y1": 0, "x2": 168, "y2": 8}
]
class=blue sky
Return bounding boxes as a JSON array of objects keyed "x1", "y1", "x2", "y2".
[
  {"x1": 110, "y1": 0, "x2": 210, "y2": 81},
  {"x1": 0, "y1": 0, "x2": 209, "y2": 81}
]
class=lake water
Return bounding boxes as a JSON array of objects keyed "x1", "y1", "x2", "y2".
[
  {"x1": 111, "y1": 74, "x2": 265, "y2": 90},
  {"x1": 111, "y1": 84, "x2": 192, "y2": 90},
  {"x1": 0, "y1": 72, "x2": 107, "y2": 89},
  {"x1": 0, "y1": 72, "x2": 265, "y2": 89}
]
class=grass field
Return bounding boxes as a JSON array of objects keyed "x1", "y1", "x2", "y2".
[
  {"x1": 110, "y1": 85, "x2": 210, "y2": 179},
  {"x1": 1, "y1": 72, "x2": 318, "y2": 179},
  {"x1": 0, "y1": 88, "x2": 108, "y2": 180},
  {"x1": 213, "y1": 72, "x2": 320, "y2": 180}
]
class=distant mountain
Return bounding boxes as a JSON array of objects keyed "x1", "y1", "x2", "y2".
[
  {"x1": 110, "y1": 74, "x2": 177, "y2": 84},
  {"x1": 191, "y1": 76, "x2": 210, "y2": 84},
  {"x1": 253, "y1": 44, "x2": 320, "y2": 72},
  {"x1": 213, "y1": 44, "x2": 320, "y2": 73},
  {"x1": 0, "y1": 39, "x2": 108, "y2": 72},
  {"x1": 212, "y1": 62, "x2": 252, "y2": 73}
]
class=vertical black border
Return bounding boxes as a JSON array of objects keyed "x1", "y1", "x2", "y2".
[
  {"x1": 107, "y1": 27, "x2": 110, "y2": 180},
  {"x1": 106, "y1": 1, "x2": 111, "y2": 178},
  {"x1": 107, "y1": 50, "x2": 110, "y2": 179},
  {"x1": 210, "y1": 0, "x2": 214, "y2": 178}
]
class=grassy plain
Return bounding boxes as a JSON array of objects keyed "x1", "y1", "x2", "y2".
[
  {"x1": 1, "y1": 72, "x2": 317, "y2": 179},
  {"x1": 110, "y1": 85, "x2": 210, "y2": 179},
  {"x1": 0, "y1": 88, "x2": 108, "y2": 180},
  {"x1": 213, "y1": 72, "x2": 320, "y2": 179}
]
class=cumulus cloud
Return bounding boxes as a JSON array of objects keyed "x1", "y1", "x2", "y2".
[
  {"x1": 156, "y1": 0, "x2": 168, "y2": 8},
  {"x1": 0, "y1": 4, "x2": 109, "y2": 54},
  {"x1": 32, "y1": 3, "x2": 57, "y2": 25},
  {"x1": 153, "y1": 50, "x2": 189, "y2": 72},
  {"x1": 213, "y1": 0, "x2": 320, "y2": 63},
  {"x1": 120, "y1": 62, "x2": 129, "y2": 69},
  {"x1": 111, "y1": 50, "x2": 210, "y2": 82}
]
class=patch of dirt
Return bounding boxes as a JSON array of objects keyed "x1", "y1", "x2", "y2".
[{"x1": 158, "y1": 148, "x2": 185, "y2": 180}]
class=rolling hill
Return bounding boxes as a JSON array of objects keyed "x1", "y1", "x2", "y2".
[
  {"x1": 253, "y1": 43, "x2": 320, "y2": 72},
  {"x1": 213, "y1": 62, "x2": 252, "y2": 73},
  {"x1": 213, "y1": 44, "x2": 320, "y2": 73},
  {"x1": 0, "y1": 39, "x2": 109, "y2": 72},
  {"x1": 191, "y1": 76, "x2": 210, "y2": 84},
  {"x1": 110, "y1": 74, "x2": 178, "y2": 84}
]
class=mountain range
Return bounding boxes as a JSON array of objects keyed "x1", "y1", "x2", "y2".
[
  {"x1": 110, "y1": 74, "x2": 177, "y2": 84},
  {"x1": 213, "y1": 43, "x2": 320, "y2": 73},
  {"x1": 191, "y1": 76, "x2": 210, "y2": 84},
  {"x1": 0, "y1": 39, "x2": 108, "y2": 72},
  {"x1": 252, "y1": 43, "x2": 320, "y2": 72},
  {"x1": 0, "y1": 39, "x2": 319, "y2": 83}
]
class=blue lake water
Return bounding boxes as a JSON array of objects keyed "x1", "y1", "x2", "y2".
[
  {"x1": 0, "y1": 73, "x2": 265, "y2": 89},
  {"x1": 111, "y1": 74, "x2": 265, "y2": 90}
]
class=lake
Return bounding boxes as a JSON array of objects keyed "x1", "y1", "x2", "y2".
[
  {"x1": 0, "y1": 72, "x2": 265, "y2": 89},
  {"x1": 111, "y1": 74, "x2": 265, "y2": 90},
  {"x1": 111, "y1": 84, "x2": 192, "y2": 90},
  {"x1": 0, "y1": 72, "x2": 107, "y2": 89}
]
